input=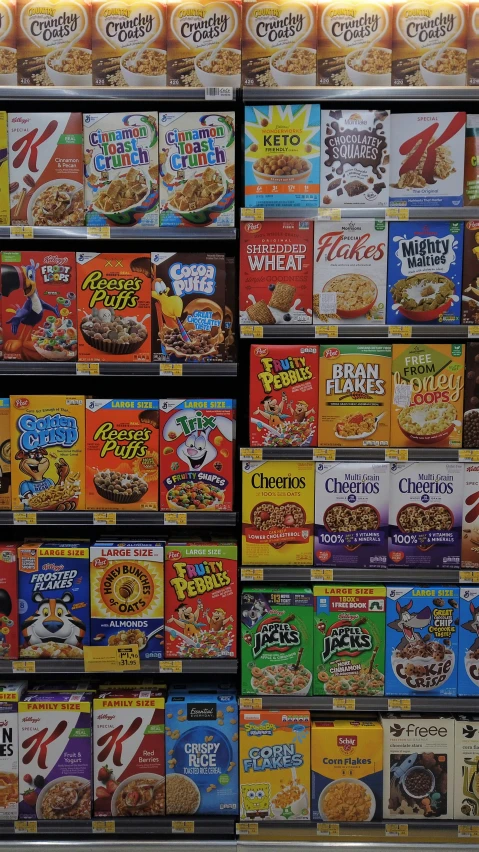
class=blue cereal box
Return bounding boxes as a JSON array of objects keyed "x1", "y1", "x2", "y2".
[
  {"x1": 386, "y1": 586, "x2": 459, "y2": 697},
  {"x1": 165, "y1": 689, "x2": 238, "y2": 815},
  {"x1": 459, "y1": 587, "x2": 479, "y2": 696},
  {"x1": 387, "y1": 221, "x2": 463, "y2": 325}
]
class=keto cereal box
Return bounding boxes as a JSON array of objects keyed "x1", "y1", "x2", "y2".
[
  {"x1": 242, "y1": 0, "x2": 317, "y2": 87},
  {"x1": 392, "y1": 0, "x2": 467, "y2": 86},
  {"x1": 312, "y1": 720, "x2": 383, "y2": 821},
  {"x1": 240, "y1": 710, "x2": 310, "y2": 820},
  {"x1": 241, "y1": 586, "x2": 314, "y2": 696},
  {"x1": 1, "y1": 250, "x2": 77, "y2": 361},
  {"x1": 84, "y1": 112, "x2": 159, "y2": 227},
  {"x1": 461, "y1": 465, "x2": 479, "y2": 568},
  {"x1": 313, "y1": 219, "x2": 388, "y2": 324},
  {"x1": 10, "y1": 395, "x2": 86, "y2": 512},
  {"x1": 17, "y1": 0, "x2": 91, "y2": 85},
  {"x1": 245, "y1": 104, "x2": 320, "y2": 209},
  {"x1": 0, "y1": 544, "x2": 18, "y2": 659},
  {"x1": 0, "y1": 0, "x2": 16, "y2": 85},
  {"x1": 167, "y1": 0, "x2": 241, "y2": 87},
  {"x1": 0, "y1": 112, "x2": 8, "y2": 225},
  {"x1": 0, "y1": 682, "x2": 27, "y2": 820},
  {"x1": 249, "y1": 344, "x2": 319, "y2": 447},
  {"x1": 240, "y1": 220, "x2": 314, "y2": 326},
  {"x1": 0, "y1": 399, "x2": 11, "y2": 509},
  {"x1": 386, "y1": 221, "x2": 463, "y2": 325},
  {"x1": 464, "y1": 116, "x2": 479, "y2": 203},
  {"x1": 93, "y1": 0, "x2": 166, "y2": 87},
  {"x1": 455, "y1": 716, "x2": 479, "y2": 816},
  {"x1": 159, "y1": 399, "x2": 235, "y2": 512},
  {"x1": 242, "y1": 460, "x2": 315, "y2": 565},
  {"x1": 8, "y1": 113, "x2": 83, "y2": 226},
  {"x1": 317, "y1": 0, "x2": 392, "y2": 86},
  {"x1": 459, "y1": 588, "x2": 479, "y2": 696},
  {"x1": 389, "y1": 112, "x2": 466, "y2": 207},
  {"x1": 462, "y1": 228, "x2": 479, "y2": 326}
]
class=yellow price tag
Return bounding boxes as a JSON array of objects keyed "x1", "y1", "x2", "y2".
[
  {"x1": 10, "y1": 226, "x2": 34, "y2": 239},
  {"x1": 311, "y1": 568, "x2": 334, "y2": 581},
  {"x1": 92, "y1": 821, "x2": 115, "y2": 833},
  {"x1": 314, "y1": 325, "x2": 338, "y2": 338},
  {"x1": 468, "y1": 326, "x2": 479, "y2": 338},
  {"x1": 241, "y1": 208, "x2": 264, "y2": 221},
  {"x1": 317, "y1": 824, "x2": 339, "y2": 836},
  {"x1": 385, "y1": 208, "x2": 409, "y2": 221},
  {"x1": 333, "y1": 698, "x2": 355, "y2": 710},
  {"x1": 172, "y1": 821, "x2": 194, "y2": 833},
  {"x1": 15, "y1": 821, "x2": 37, "y2": 833},
  {"x1": 241, "y1": 568, "x2": 264, "y2": 581},
  {"x1": 388, "y1": 698, "x2": 411, "y2": 711},
  {"x1": 460, "y1": 571, "x2": 479, "y2": 584},
  {"x1": 459, "y1": 825, "x2": 479, "y2": 837},
  {"x1": 93, "y1": 512, "x2": 116, "y2": 525},
  {"x1": 160, "y1": 364, "x2": 183, "y2": 376},
  {"x1": 12, "y1": 660, "x2": 36, "y2": 674},
  {"x1": 76, "y1": 363, "x2": 100, "y2": 375},
  {"x1": 159, "y1": 660, "x2": 183, "y2": 673},
  {"x1": 13, "y1": 512, "x2": 37, "y2": 525},
  {"x1": 240, "y1": 697, "x2": 263, "y2": 710},
  {"x1": 385, "y1": 449, "x2": 409, "y2": 462},
  {"x1": 385, "y1": 824, "x2": 408, "y2": 836},
  {"x1": 164, "y1": 512, "x2": 187, "y2": 525},
  {"x1": 241, "y1": 448, "x2": 263, "y2": 461},
  {"x1": 318, "y1": 208, "x2": 341, "y2": 221},
  {"x1": 313, "y1": 448, "x2": 336, "y2": 461},
  {"x1": 388, "y1": 325, "x2": 412, "y2": 338},
  {"x1": 237, "y1": 822, "x2": 259, "y2": 835},
  {"x1": 87, "y1": 226, "x2": 110, "y2": 239},
  {"x1": 84, "y1": 644, "x2": 140, "y2": 672}
]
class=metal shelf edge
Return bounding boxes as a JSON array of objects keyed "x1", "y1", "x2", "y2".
[
  {"x1": 242, "y1": 86, "x2": 479, "y2": 102},
  {"x1": 0, "y1": 363, "x2": 238, "y2": 376},
  {"x1": 0, "y1": 511, "x2": 238, "y2": 526},
  {"x1": 241, "y1": 325, "x2": 471, "y2": 340},
  {"x1": 0, "y1": 86, "x2": 237, "y2": 101}
]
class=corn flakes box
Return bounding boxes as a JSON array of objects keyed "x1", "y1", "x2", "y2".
[
  {"x1": 242, "y1": 0, "x2": 317, "y2": 87},
  {"x1": 16, "y1": 0, "x2": 91, "y2": 85},
  {"x1": 312, "y1": 720, "x2": 383, "y2": 821},
  {"x1": 167, "y1": 0, "x2": 241, "y2": 87},
  {"x1": 240, "y1": 710, "x2": 311, "y2": 820},
  {"x1": 0, "y1": 113, "x2": 8, "y2": 225},
  {"x1": 0, "y1": 681, "x2": 27, "y2": 820},
  {"x1": 0, "y1": 544, "x2": 18, "y2": 659},
  {"x1": 319, "y1": 344, "x2": 391, "y2": 447},
  {"x1": 392, "y1": 0, "x2": 467, "y2": 86},
  {"x1": 10, "y1": 395, "x2": 85, "y2": 512},
  {"x1": 458, "y1": 587, "x2": 479, "y2": 696},
  {"x1": 242, "y1": 460, "x2": 315, "y2": 565},
  {"x1": 0, "y1": 0, "x2": 16, "y2": 85},
  {"x1": 93, "y1": 0, "x2": 166, "y2": 87},
  {"x1": 0, "y1": 399, "x2": 10, "y2": 509},
  {"x1": 317, "y1": 0, "x2": 392, "y2": 86}
]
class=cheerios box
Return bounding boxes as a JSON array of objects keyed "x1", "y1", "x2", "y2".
[
  {"x1": 240, "y1": 710, "x2": 311, "y2": 821},
  {"x1": 458, "y1": 587, "x2": 479, "y2": 696},
  {"x1": 0, "y1": 681, "x2": 27, "y2": 820}
]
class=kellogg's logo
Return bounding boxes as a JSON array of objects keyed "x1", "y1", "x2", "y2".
[
  {"x1": 324, "y1": 348, "x2": 340, "y2": 359},
  {"x1": 14, "y1": 398, "x2": 29, "y2": 409}
]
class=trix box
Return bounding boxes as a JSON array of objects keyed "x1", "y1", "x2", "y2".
[
  {"x1": 459, "y1": 587, "x2": 479, "y2": 696},
  {"x1": 0, "y1": 544, "x2": 18, "y2": 659}
]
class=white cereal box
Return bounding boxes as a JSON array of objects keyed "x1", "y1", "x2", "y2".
[
  {"x1": 0, "y1": 681, "x2": 27, "y2": 820},
  {"x1": 455, "y1": 716, "x2": 479, "y2": 817}
]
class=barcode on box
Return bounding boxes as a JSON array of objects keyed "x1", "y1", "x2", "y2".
[{"x1": 205, "y1": 87, "x2": 233, "y2": 100}]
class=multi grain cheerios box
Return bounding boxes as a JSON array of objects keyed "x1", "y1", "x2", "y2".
[
  {"x1": 92, "y1": 0, "x2": 166, "y2": 87},
  {"x1": 317, "y1": 0, "x2": 392, "y2": 86},
  {"x1": 240, "y1": 710, "x2": 311, "y2": 820},
  {"x1": 0, "y1": 0, "x2": 16, "y2": 86},
  {"x1": 167, "y1": 0, "x2": 241, "y2": 87},
  {"x1": 458, "y1": 587, "x2": 479, "y2": 696},
  {"x1": 242, "y1": 0, "x2": 317, "y2": 87},
  {"x1": 392, "y1": 0, "x2": 467, "y2": 86},
  {"x1": 0, "y1": 681, "x2": 27, "y2": 820},
  {"x1": 0, "y1": 398, "x2": 11, "y2": 509},
  {"x1": 455, "y1": 715, "x2": 479, "y2": 817},
  {"x1": 16, "y1": 0, "x2": 92, "y2": 86},
  {"x1": 461, "y1": 465, "x2": 479, "y2": 569},
  {"x1": 0, "y1": 112, "x2": 8, "y2": 225}
]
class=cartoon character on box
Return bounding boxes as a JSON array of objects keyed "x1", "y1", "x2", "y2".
[{"x1": 459, "y1": 587, "x2": 479, "y2": 696}]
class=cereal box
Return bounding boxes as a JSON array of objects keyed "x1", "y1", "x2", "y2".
[
  {"x1": 90, "y1": 541, "x2": 164, "y2": 660},
  {"x1": 320, "y1": 109, "x2": 390, "y2": 208},
  {"x1": 462, "y1": 465, "x2": 479, "y2": 568},
  {"x1": 242, "y1": 0, "x2": 317, "y2": 87},
  {"x1": 317, "y1": 0, "x2": 392, "y2": 86},
  {"x1": 167, "y1": 0, "x2": 241, "y2": 87},
  {"x1": 1, "y1": 250, "x2": 77, "y2": 361},
  {"x1": 0, "y1": 399, "x2": 10, "y2": 509},
  {"x1": 391, "y1": 343, "x2": 465, "y2": 448},
  {"x1": 459, "y1": 588, "x2": 479, "y2": 696},
  {"x1": 0, "y1": 682, "x2": 27, "y2": 820},
  {"x1": 19, "y1": 692, "x2": 92, "y2": 819},
  {"x1": 240, "y1": 710, "x2": 310, "y2": 820},
  {"x1": 455, "y1": 716, "x2": 479, "y2": 816},
  {"x1": 240, "y1": 220, "x2": 314, "y2": 326},
  {"x1": 76, "y1": 252, "x2": 151, "y2": 362},
  {"x1": 93, "y1": 0, "x2": 166, "y2": 87},
  {"x1": 84, "y1": 112, "x2": 159, "y2": 227},
  {"x1": 151, "y1": 252, "x2": 226, "y2": 362},
  {"x1": 462, "y1": 227, "x2": 479, "y2": 325},
  {"x1": 159, "y1": 111, "x2": 235, "y2": 228},
  {"x1": 464, "y1": 116, "x2": 479, "y2": 203},
  {"x1": 312, "y1": 720, "x2": 383, "y2": 821},
  {"x1": 0, "y1": 544, "x2": 18, "y2": 659},
  {"x1": 242, "y1": 460, "x2": 315, "y2": 565},
  {"x1": 464, "y1": 344, "x2": 479, "y2": 446},
  {"x1": 469, "y1": 0, "x2": 479, "y2": 84},
  {"x1": 16, "y1": 0, "x2": 91, "y2": 85},
  {"x1": 0, "y1": 0, "x2": 16, "y2": 85},
  {"x1": 319, "y1": 344, "x2": 391, "y2": 447},
  {"x1": 249, "y1": 344, "x2": 319, "y2": 447},
  {"x1": 93, "y1": 689, "x2": 164, "y2": 818},
  {"x1": 386, "y1": 221, "x2": 463, "y2": 325},
  {"x1": 313, "y1": 220, "x2": 388, "y2": 324},
  {"x1": 389, "y1": 112, "x2": 466, "y2": 207},
  {"x1": 224, "y1": 255, "x2": 236, "y2": 361},
  {"x1": 245, "y1": 104, "x2": 320, "y2": 209},
  {"x1": 8, "y1": 113, "x2": 83, "y2": 226},
  {"x1": 241, "y1": 586, "x2": 314, "y2": 696},
  {"x1": 314, "y1": 462, "x2": 389, "y2": 569},
  {"x1": 10, "y1": 395, "x2": 85, "y2": 512},
  {"x1": 159, "y1": 399, "x2": 235, "y2": 512},
  {"x1": 392, "y1": 0, "x2": 467, "y2": 86},
  {"x1": 0, "y1": 112, "x2": 8, "y2": 225}
]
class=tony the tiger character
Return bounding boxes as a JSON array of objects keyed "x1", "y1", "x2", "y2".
[{"x1": 20, "y1": 590, "x2": 86, "y2": 657}]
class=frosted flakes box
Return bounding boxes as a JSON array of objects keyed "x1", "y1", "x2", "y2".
[
  {"x1": 317, "y1": 0, "x2": 392, "y2": 86},
  {"x1": 461, "y1": 464, "x2": 479, "y2": 568},
  {"x1": 459, "y1": 587, "x2": 479, "y2": 696},
  {"x1": 0, "y1": 682, "x2": 27, "y2": 820},
  {"x1": 392, "y1": 0, "x2": 467, "y2": 86},
  {"x1": 242, "y1": 0, "x2": 316, "y2": 87},
  {"x1": 0, "y1": 544, "x2": 18, "y2": 658},
  {"x1": 0, "y1": 398, "x2": 10, "y2": 509},
  {"x1": 0, "y1": 112, "x2": 8, "y2": 225},
  {"x1": 0, "y1": 0, "x2": 16, "y2": 85},
  {"x1": 93, "y1": 0, "x2": 166, "y2": 87},
  {"x1": 167, "y1": 0, "x2": 241, "y2": 87},
  {"x1": 16, "y1": 0, "x2": 91, "y2": 85}
]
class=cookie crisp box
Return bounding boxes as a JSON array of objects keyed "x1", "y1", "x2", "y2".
[
  {"x1": 0, "y1": 681, "x2": 27, "y2": 820},
  {"x1": 458, "y1": 587, "x2": 479, "y2": 696}
]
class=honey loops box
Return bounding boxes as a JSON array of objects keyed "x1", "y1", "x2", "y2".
[
  {"x1": 84, "y1": 112, "x2": 159, "y2": 227},
  {"x1": 93, "y1": 0, "x2": 166, "y2": 87},
  {"x1": 0, "y1": 112, "x2": 8, "y2": 225},
  {"x1": 8, "y1": 113, "x2": 84, "y2": 227},
  {"x1": 459, "y1": 588, "x2": 479, "y2": 696},
  {"x1": 0, "y1": 544, "x2": 18, "y2": 659},
  {"x1": 462, "y1": 466, "x2": 479, "y2": 569},
  {"x1": 16, "y1": 0, "x2": 91, "y2": 85},
  {"x1": 249, "y1": 344, "x2": 319, "y2": 447},
  {"x1": 245, "y1": 104, "x2": 320, "y2": 209},
  {"x1": 242, "y1": 0, "x2": 317, "y2": 87},
  {"x1": 0, "y1": 681, "x2": 27, "y2": 820},
  {"x1": 392, "y1": 0, "x2": 467, "y2": 86},
  {"x1": 167, "y1": 0, "x2": 241, "y2": 88},
  {"x1": 455, "y1": 716, "x2": 479, "y2": 817},
  {"x1": 0, "y1": 398, "x2": 11, "y2": 509},
  {"x1": 240, "y1": 710, "x2": 311, "y2": 820},
  {"x1": 317, "y1": 0, "x2": 392, "y2": 86},
  {"x1": 10, "y1": 395, "x2": 85, "y2": 512},
  {"x1": 0, "y1": 0, "x2": 16, "y2": 85},
  {"x1": 159, "y1": 111, "x2": 235, "y2": 228},
  {"x1": 464, "y1": 116, "x2": 479, "y2": 204}
]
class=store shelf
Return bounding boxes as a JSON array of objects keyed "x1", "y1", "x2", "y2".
[
  {"x1": 0, "y1": 226, "x2": 237, "y2": 241},
  {"x1": 0, "y1": 844, "x2": 234, "y2": 852},
  {"x1": 241, "y1": 696, "x2": 479, "y2": 711},
  {"x1": 237, "y1": 822, "x2": 479, "y2": 845},
  {"x1": 240, "y1": 567, "x2": 462, "y2": 583},
  {"x1": 247, "y1": 207, "x2": 479, "y2": 221},
  {"x1": 0, "y1": 511, "x2": 238, "y2": 526},
  {"x1": 240, "y1": 447, "x2": 470, "y2": 461},
  {"x1": 243, "y1": 86, "x2": 479, "y2": 102},
  {"x1": 0, "y1": 818, "x2": 236, "y2": 836},
  {"x1": 0, "y1": 362, "x2": 237, "y2": 377},
  {"x1": 0, "y1": 86, "x2": 236, "y2": 101},
  {"x1": 0, "y1": 658, "x2": 237, "y2": 674},
  {"x1": 240, "y1": 324, "x2": 471, "y2": 339}
]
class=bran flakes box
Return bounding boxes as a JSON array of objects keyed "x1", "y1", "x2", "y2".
[
  {"x1": 0, "y1": 544, "x2": 18, "y2": 659},
  {"x1": 461, "y1": 464, "x2": 479, "y2": 569},
  {"x1": 0, "y1": 112, "x2": 8, "y2": 225},
  {"x1": 392, "y1": 0, "x2": 467, "y2": 86},
  {"x1": 92, "y1": 0, "x2": 166, "y2": 87},
  {"x1": 459, "y1": 587, "x2": 479, "y2": 696},
  {"x1": 242, "y1": 0, "x2": 317, "y2": 87},
  {"x1": 167, "y1": 0, "x2": 241, "y2": 87},
  {"x1": 0, "y1": 0, "x2": 16, "y2": 85},
  {"x1": 317, "y1": 0, "x2": 392, "y2": 86},
  {"x1": 0, "y1": 682, "x2": 27, "y2": 820},
  {"x1": 16, "y1": 0, "x2": 91, "y2": 85},
  {"x1": 0, "y1": 398, "x2": 11, "y2": 509},
  {"x1": 455, "y1": 716, "x2": 479, "y2": 817}
]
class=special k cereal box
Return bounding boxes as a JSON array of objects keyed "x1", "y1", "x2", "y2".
[
  {"x1": 249, "y1": 344, "x2": 319, "y2": 447},
  {"x1": 0, "y1": 0, "x2": 16, "y2": 85},
  {"x1": 392, "y1": 0, "x2": 467, "y2": 86},
  {"x1": 0, "y1": 399, "x2": 11, "y2": 510},
  {"x1": 242, "y1": 0, "x2": 317, "y2": 87},
  {"x1": 16, "y1": 0, "x2": 91, "y2": 85},
  {"x1": 10, "y1": 395, "x2": 85, "y2": 512},
  {"x1": 0, "y1": 544, "x2": 18, "y2": 659},
  {"x1": 318, "y1": 0, "x2": 392, "y2": 86},
  {"x1": 0, "y1": 112, "x2": 8, "y2": 225},
  {"x1": 167, "y1": 0, "x2": 241, "y2": 87},
  {"x1": 93, "y1": 0, "x2": 166, "y2": 87},
  {"x1": 0, "y1": 682, "x2": 27, "y2": 820},
  {"x1": 86, "y1": 399, "x2": 159, "y2": 511}
]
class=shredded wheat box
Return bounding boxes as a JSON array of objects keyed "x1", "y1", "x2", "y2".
[
  {"x1": 317, "y1": 0, "x2": 392, "y2": 86},
  {"x1": 0, "y1": 681, "x2": 27, "y2": 820},
  {"x1": 455, "y1": 716, "x2": 479, "y2": 817},
  {"x1": 392, "y1": 0, "x2": 467, "y2": 86}
]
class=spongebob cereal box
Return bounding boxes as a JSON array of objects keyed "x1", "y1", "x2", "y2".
[
  {"x1": 10, "y1": 395, "x2": 85, "y2": 512},
  {"x1": 167, "y1": 0, "x2": 241, "y2": 88},
  {"x1": 240, "y1": 710, "x2": 311, "y2": 820},
  {"x1": 0, "y1": 399, "x2": 11, "y2": 509}
]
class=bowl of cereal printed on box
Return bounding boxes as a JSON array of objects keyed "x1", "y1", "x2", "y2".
[
  {"x1": 420, "y1": 46, "x2": 467, "y2": 87},
  {"x1": 167, "y1": 168, "x2": 228, "y2": 217},
  {"x1": 269, "y1": 46, "x2": 317, "y2": 87},
  {"x1": 345, "y1": 47, "x2": 392, "y2": 87},
  {"x1": 391, "y1": 272, "x2": 457, "y2": 323},
  {"x1": 253, "y1": 155, "x2": 312, "y2": 186},
  {"x1": 397, "y1": 401, "x2": 459, "y2": 445},
  {"x1": 36, "y1": 776, "x2": 91, "y2": 819},
  {"x1": 93, "y1": 168, "x2": 151, "y2": 216},
  {"x1": 194, "y1": 47, "x2": 241, "y2": 88},
  {"x1": 46, "y1": 47, "x2": 92, "y2": 87},
  {"x1": 27, "y1": 179, "x2": 84, "y2": 228},
  {"x1": 111, "y1": 773, "x2": 165, "y2": 816},
  {"x1": 319, "y1": 778, "x2": 376, "y2": 822},
  {"x1": 121, "y1": 49, "x2": 167, "y2": 87},
  {"x1": 0, "y1": 46, "x2": 17, "y2": 85},
  {"x1": 271, "y1": 778, "x2": 310, "y2": 819},
  {"x1": 323, "y1": 274, "x2": 378, "y2": 320}
]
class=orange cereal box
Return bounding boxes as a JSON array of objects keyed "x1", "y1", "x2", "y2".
[
  {"x1": 93, "y1": 0, "x2": 166, "y2": 87},
  {"x1": 16, "y1": 0, "x2": 92, "y2": 86},
  {"x1": 242, "y1": 0, "x2": 317, "y2": 87},
  {"x1": 317, "y1": 0, "x2": 392, "y2": 86},
  {"x1": 167, "y1": 0, "x2": 241, "y2": 88},
  {"x1": 86, "y1": 399, "x2": 159, "y2": 511},
  {"x1": 392, "y1": 0, "x2": 467, "y2": 86}
]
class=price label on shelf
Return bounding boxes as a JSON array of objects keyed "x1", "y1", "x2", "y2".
[
  {"x1": 87, "y1": 226, "x2": 110, "y2": 239},
  {"x1": 172, "y1": 821, "x2": 195, "y2": 834},
  {"x1": 314, "y1": 325, "x2": 338, "y2": 338},
  {"x1": 92, "y1": 821, "x2": 115, "y2": 833},
  {"x1": 459, "y1": 449, "x2": 479, "y2": 462},
  {"x1": 14, "y1": 821, "x2": 37, "y2": 833},
  {"x1": 13, "y1": 512, "x2": 37, "y2": 525},
  {"x1": 93, "y1": 512, "x2": 116, "y2": 525},
  {"x1": 385, "y1": 824, "x2": 408, "y2": 837},
  {"x1": 317, "y1": 208, "x2": 341, "y2": 221},
  {"x1": 385, "y1": 208, "x2": 409, "y2": 221},
  {"x1": 240, "y1": 697, "x2": 263, "y2": 710},
  {"x1": 332, "y1": 698, "x2": 355, "y2": 710},
  {"x1": 159, "y1": 660, "x2": 182, "y2": 673},
  {"x1": 164, "y1": 512, "x2": 187, "y2": 525},
  {"x1": 9, "y1": 226, "x2": 34, "y2": 239},
  {"x1": 313, "y1": 449, "x2": 336, "y2": 461},
  {"x1": 76, "y1": 363, "x2": 100, "y2": 375},
  {"x1": 311, "y1": 568, "x2": 334, "y2": 581},
  {"x1": 385, "y1": 449, "x2": 409, "y2": 462},
  {"x1": 388, "y1": 698, "x2": 411, "y2": 711},
  {"x1": 241, "y1": 568, "x2": 264, "y2": 581},
  {"x1": 460, "y1": 571, "x2": 479, "y2": 584},
  {"x1": 237, "y1": 822, "x2": 259, "y2": 835},
  {"x1": 205, "y1": 86, "x2": 233, "y2": 100},
  {"x1": 468, "y1": 326, "x2": 479, "y2": 338},
  {"x1": 458, "y1": 825, "x2": 479, "y2": 838},
  {"x1": 317, "y1": 823, "x2": 339, "y2": 836},
  {"x1": 159, "y1": 363, "x2": 183, "y2": 376},
  {"x1": 12, "y1": 661, "x2": 36, "y2": 674},
  {"x1": 84, "y1": 644, "x2": 140, "y2": 672},
  {"x1": 241, "y1": 208, "x2": 264, "y2": 222},
  {"x1": 240, "y1": 325, "x2": 263, "y2": 339},
  {"x1": 388, "y1": 325, "x2": 412, "y2": 338},
  {"x1": 241, "y1": 448, "x2": 263, "y2": 461}
]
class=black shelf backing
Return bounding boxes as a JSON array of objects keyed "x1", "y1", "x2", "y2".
[{"x1": 1, "y1": 511, "x2": 238, "y2": 526}]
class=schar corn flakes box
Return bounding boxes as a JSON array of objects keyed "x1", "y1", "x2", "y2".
[
  {"x1": 0, "y1": 112, "x2": 8, "y2": 225},
  {"x1": 240, "y1": 710, "x2": 311, "y2": 820},
  {"x1": 459, "y1": 587, "x2": 479, "y2": 696},
  {"x1": 0, "y1": 398, "x2": 11, "y2": 509},
  {"x1": 0, "y1": 681, "x2": 27, "y2": 820},
  {"x1": 10, "y1": 395, "x2": 85, "y2": 512}
]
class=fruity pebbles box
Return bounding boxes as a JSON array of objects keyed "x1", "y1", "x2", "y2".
[{"x1": 458, "y1": 587, "x2": 479, "y2": 696}]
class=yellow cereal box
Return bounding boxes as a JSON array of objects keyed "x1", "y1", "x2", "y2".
[
  {"x1": 0, "y1": 398, "x2": 11, "y2": 509},
  {"x1": 0, "y1": 0, "x2": 16, "y2": 85},
  {"x1": 242, "y1": 0, "x2": 317, "y2": 87},
  {"x1": 317, "y1": 0, "x2": 392, "y2": 87},
  {"x1": 167, "y1": 0, "x2": 241, "y2": 87},
  {"x1": 0, "y1": 112, "x2": 8, "y2": 225},
  {"x1": 392, "y1": 0, "x2": 467, "y2": 86},
  {"x1": 319, "y1": 344, "x2": 392, "y2": 447},
  {"x1": 240, "y1": 710, "x2": 311, "y2": 820},
  {"x1": 242, "y1": 460, "x2": 314, "y2": 565},
  {"x1": 16, "y1": 0, "x2": 92, "y2": 86},
  {"x1": 93, "y1": 0, "x2": 166, "y2": 87},
  {"x1": 10, "y1": 395, "x2": 85, "y2": 512}
]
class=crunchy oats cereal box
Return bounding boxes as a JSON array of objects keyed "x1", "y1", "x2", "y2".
[
  {"x1": 392, "y1": 0, "x2": 467, "y2": 86},
  {"x1": 464, "y1": 116, "x2": 479, "y2": 204},
  {"x1": 242, "y1": 0, "x2": 317, "y2": 87},
  {"x1": 93, "y1": 0, "x2": 166, "y2": 87},
  {"x1": 0, "y1": 545, "x2": 18, "y2": 658},
  {"x1": 242, "y1": 460, "x2": 315, "y2": 565},
  {"x1": 0, "y1": 399, "x2": 11, "y2": 510},
  {"x1": 167, "y1": 0, "x2": 241, "y2": 87},
  {"x1": 0, "y1": 113, "x2": 8, "y2": 225},
  {"x1": 0, "y1": 682, "x2": 27, "y2": 820},
  {"x1": 10, "y1": 395, "x2": 85, "y2": 512},
  {"x1": 240, "y1": 710, "x2": 311, "y2": 820},
  {"x1": 468, "y1": 0, "x2": 479, "y2": 84},
  {"x1": 8, "y1": 113, "x2": 84, "y2": 227},
  {"x1": 0, "y1": 0, "x2": 16, "y2": 85},
  {"x1": 462, "y1": 464, "x2": 479, "y2": 569},
  {"x1": 319, "y1": 344, "x2": 391, "y2": 447},
  {"x1": 318, "y1": 0, "x2": 391, "y2": 86},
  {"x1": 16, "y1": 0, "x2": 92, "y2": 86},
  {"x1": 159, "y1": 111, "x2": 235, "y2": 228},
  {"x1": 458, "y1": 589, "x2": 479, "y2": 696}
]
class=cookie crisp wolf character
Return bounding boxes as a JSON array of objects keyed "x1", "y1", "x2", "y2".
[
  {"x1": 388, "y1": 599, "x2": 432, "y2": 652},
  {"x1": 162, "y1": 409, "x2": 233, "y2": 472},
  {"x1": 241, "y1": 781, "x2": 271, "y2": 820},
  {"x1": 21, "y1": 591, "x2": 86, "y2": 650},
  {"x1": 462, "y1": 600, "x2": 479, "y2": 653}
]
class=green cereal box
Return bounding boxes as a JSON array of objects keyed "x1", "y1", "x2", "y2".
[
  {"x1": 313, "y1": 584, "x2": 386, "y2": 696},
  {"x1": 241, "y1": 586, "x2": 314, "y2": 696}
]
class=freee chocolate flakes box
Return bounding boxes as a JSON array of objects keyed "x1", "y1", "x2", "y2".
[
  {"x1": 92, "y1": 0, "x2": 166, "y2": 87},
  {"x1": 463, "y1": 344, "x2": 479, "y2": 447},
  {"x1": 462, "y1": 465, "x2": 479, "y2": 567},
  {"x1": 16, "y1": 0, "x2": 92, "y2": 86},
  {"x1": 317, "y1": 0, "x2": 392, "y2": 86},
  {"x1": 464, "y1": 116, "x2": 479, "y2": 204},
  {"x1": 242, "y1": 0, "x2": 317, "y2": 88},
  {"x1": 0, "y1": 681, "x2": 27, "y2": 820},
  {"x1": 167, "y1": 0, "x2": 241, "y2": 87},
  {"x1": 462, "y1": 225, "x2": 479, "y2": 325},
  {"x1": 455, "y1": 716, "x2": 479, "y2": 818}
]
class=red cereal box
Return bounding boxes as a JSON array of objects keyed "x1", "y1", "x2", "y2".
[
  {"x1": 249, "y1": 345, "x2": 319, "y2": 447},
  {"x1": 165, "y1": 541, "x2": 237, "y2": 659},
  {"x1": 0, "y1": 544, "x2": 18, "y2": 659},
  {"x1": 159, "y1": 399, "x2": 235, "y2": 512}
]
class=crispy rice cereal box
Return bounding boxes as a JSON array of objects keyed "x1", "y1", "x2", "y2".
[
  {"x1": 241, "y1": 586, "x2": 314, "y2": 696},
  {"x1": 93, "y1": 0, "x2": 166, "y2": 87},
  {"x1": 0, "y1": 0, "x2": 16, "y2": 85},
  {"x1": 240, "y1": 220, "x2": 314, "y2": 326},
  {"x1": 8, "y1": 113, "x2": 83, "y2": 227},
  {"x1": 462, "y1": 465, "x2": 479, "y2": 569},
  {"x1": 242, "y1": 460, "x2": 315, "y2": 565},
  {"x1": 317, "y1": 0, "x2": 392, "y2": 86},
  {"x1": 167, "y1": 0, "x2": 241, "y2": 87},
  {"x1": 0, "y1": 682, "x2": 27, "y2": 820},
  {"x1": 242, "y1": 0, "x2": 316, "y2": 87},
  {"x1": 464, "y1": 116, "x2": 479, "y2": 203},
  {"x1": 391, "y1": 343, "x2": 465, "y2": 448},
  {"x1": 319, "y1": 344, "x2": 391, "y2": 447},
  {"x1": 455, "y1": 716, "x2": 479, "y2": 816},
  {"x1": 84, "y1": 112, "x2": 159, "y2": 227},
  {"x1": 245, "y1": 104, "x2": 320, "y2": 209},
  {"x1": 392, "y1": 0, "x2": 467, "y2": 86},
  {"x1": 0, "y1": 399, "x2": 11, "y2": 510},
  {"x1": 10, "y1": 395, "x2": 85, "y2": 512},
  {"x1": 16, "y1": 0, "x2": 91, "y2": 85},
  {"x1": 249, "y1": 344, "x2": 319, "y2": 447},
  {"x1": 312, "y1": 720, "x2": 383, "y2": 821},
  {"x1": 159, "y1": 399, "x2": 235, "y2": 512},
  {"x1": 240, "y1": 710, "x2": 311, "y2": 820},
  {"x1": 0, "y1": 544, "x2": 18, "y2": 659},
  {"x1": 86, "y1": 399, "x2": 159, "y2": 511},
  {"x1": 459, "y1": 588, "x2": 479, "y2": 696},
  {"x1": 0, "y1": 113, "x2": 8, "y2": 225}
]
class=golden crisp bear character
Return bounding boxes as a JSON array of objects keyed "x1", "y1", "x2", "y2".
[{"x1": 241, "y1": 782, "x2": 271, "y2": 820}]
